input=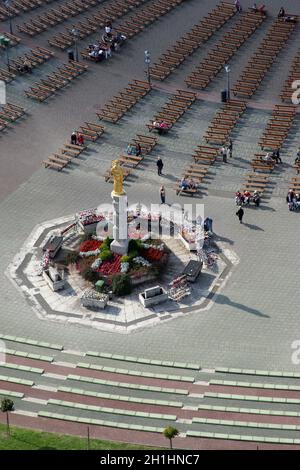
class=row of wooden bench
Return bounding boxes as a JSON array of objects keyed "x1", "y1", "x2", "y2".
[
  {"x1": 186, "y1": 10, "x2": 265, "y2": 90},
  {"x1": 25, "y1": 60, "x2": 88, "y2": 102},
  {"x1": 48, "y1": 0, "x2": 143, "y2": 50},
  {"x1": 96, "y1": 80, "x2": 151, "y2": 123},
  {"x1": 149, "y1": 1, "x2": 236, "y2": 81},
  {"x1": 42, "y1": 122, "x2": 105, "y2": 170},
  {"x1": 0, "y1": 0, "x2": 53, "y2": 21},
  {"x1": 0, "y1": 102, "x2": 26, "y2": 132},
  {"x1": 17, "y1": 0, "x2": 101, "y2": 36},
  {"x1": 239, "y1": 172, "x2": 270, "y2": 196},
  {"x1": 232, "y1": 18, "x2": 298, "y2": 99},
  {"x1": 289, "y1": 174, "x2": 300, "y2": 191},
  {"x1": 204, "y1": 99, "x2": 247, "y2": 145},
  {"x1": 0, "y1": 31, "x2": 21, "y2": 49},
  {"x1": 112, "y1": 0, "x2": 185, "y2": 40},
  {"x1": 280, "y1": 48, "x2": 300, "y2": 103},
  {"x1": 147, "y1": 89, "x2": 197, "y2": 132},
  {"x1": 103, "y1": 90, "x2": 196, "y2": 183},
  {"x1": 104, "y1": 134, "x2": 158, "y2": 182},
  {"x1": 80, "y1": 0, "x2": 186, "y2": 60},
  {"x1": 258, "y1": 104, "x2": 296, "y2": 151},
  {"x1": 8, "y1": 46, "x2": 54, "y2": 74}
]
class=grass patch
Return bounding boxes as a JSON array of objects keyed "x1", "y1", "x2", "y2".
[{"x1": 0, "y1": 423, "x2": 160, "y2": 450}]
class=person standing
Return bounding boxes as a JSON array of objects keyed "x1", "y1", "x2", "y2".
[
  {"x1": 235, "y1": 0, "x2": 242, "y2": 12},
  {"x1": 236, "y1": 206, "x2": 244, "y2": 224},
  {"x1": 228, "y1": 139, "x2": 233, "y2": 157},
  {"x1": 157, "y1": 157, "x2": 164, "y2": 175},
  {"x1": 160, "y1": 185, "x2": 166, "y2": 204},
  {"x1": 71, "y1": 130, "x2": 77, "y2": 145},
  {"x1": 226, "y1": 146, "x2": 231, "y2": 162},
  {"x1": 221, "y1": 146, "x2": 227, "y2": 163}
]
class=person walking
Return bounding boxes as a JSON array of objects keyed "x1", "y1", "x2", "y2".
[
  {"x1": 236, "y1": 206, "x2": 244, "y2": 224},
  {"x1": 157, "y1": 157, "x2": 164, "y2": 175},
  {"x1": 160, "y1": 185, "x2": 166, "y2": 204}
]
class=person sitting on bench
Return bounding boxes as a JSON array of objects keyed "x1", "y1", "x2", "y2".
[
  {"x1": 253, "y1": 190, "x2": 261, "y2": 207},
  {"x1": 261, "y1": 152, "x2": 273, "y2": 162},
  {"x1": 111, "y1": 32, "x2": 127, "y2": 51},
  {"x1": 286, "y1": 189, "x2": 295, "y2": 211},
  {"x1": 180, "y1": 178, "x2": 189, "y2": 191},
  {"x1": 271, "y1": 149, "x2": 282, "y2": 164},
  {"x1": 294, "y1": 193, "x2": 300, "y2": 210},
  {"x1": 135, "y1": 143, "x2": 141, "y2": 156},
  {"x1": 235, "y1": 191, "x2": 244, "y2": 205},
  {"x1": 127, "y1": 143, "x2": 142, "y2": 156},
  {"x1": 105, "y1": 21, "x2": 112, "y2": 35},
  {"x1": 152, "y1": 121, "x2": 169, "y2": 135},
  {"x1": 88, "y1": 44, "x2": 106, "y2": 61},
  {"x1": 23, "y1": 57, "x2": 32, "y2": 73},
  {"x1": 188, "y1": 179, "x2": 197, "y2": 190},
  {"x1": 243, "y1": 190, "x2": 251, "y2": 205},
  {"x1": 252, "y1": 3, "x2": 266, "y2": 15},
  {"x1": 77, "y1": 133, "x2": 84, "y2": 146}
]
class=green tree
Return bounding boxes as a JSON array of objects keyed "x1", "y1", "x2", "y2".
[
  {"x1": 163, "y1": 426, "x2": 179, "y2": 449},
  {"x1": 1, "y1": 398, "x2": 14, "y2": 436}
]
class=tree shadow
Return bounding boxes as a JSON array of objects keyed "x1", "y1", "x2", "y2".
[{"x1": 215, "y1": 294, "x2": 269, "y2": 318}]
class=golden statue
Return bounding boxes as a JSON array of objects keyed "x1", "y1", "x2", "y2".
[{"x1": 111, "y1": 160, "x2": 125, "y2": 196}]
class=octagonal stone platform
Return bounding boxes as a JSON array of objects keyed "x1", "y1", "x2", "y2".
[{"x1": 6, "y1": 215, "x2": 239, "y2": 333}]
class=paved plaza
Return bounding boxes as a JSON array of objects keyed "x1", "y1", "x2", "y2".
[{"x1": 1, "y1": 0, "x2": 300, "y2": 449}]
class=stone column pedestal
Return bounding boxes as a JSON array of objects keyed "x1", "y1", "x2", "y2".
[{"x1": 110, "y1": 193, "x2": 128, "y2": 256}]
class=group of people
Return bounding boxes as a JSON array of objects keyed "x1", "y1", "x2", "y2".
[
  {"x1": 286, "y1": 190, "x2": 300, "y2": 211},
  {"x1": 179, "y1": 177, "x2": 198, "y2": 192},
  {"x1": 88, "y1": 21, "x2": 126, "y2": 61},
  {"x1": 150, "y1": 121, "x2": 170, "y2": 135},
  {"x1": 235, "y1": 190, "x2": 261, "y2": 207},
  {"x1": 71, "y1": 130, "x2": 85, "y2": 146},
  {"x1": 220, "y1": 139, "x2": 233, "y2": 163},
  {"x1": 260, "y1": 150, "x2": 282, "y2": 164},
  {"x1": 16, "y1": 57, "x2": 32, "y2": 74},
  {"x1": 278, "y1": 6, "x2": 297, "y2": 22},
  {"x1": 127, "y1": 143, "x2": 142, "y2": 156}
]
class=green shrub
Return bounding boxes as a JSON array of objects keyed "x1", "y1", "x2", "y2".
[
  {"x1": 102, "y1": 237, "x2": 113, "y2": 250},
  {"x1": 99, "y1": 250, "x2": 113, "y2": 262},
  {"x1": 82, "y1": 268, "x2": 99, "y2": 283},
  {"x1": 128, "y1": 249, "x2": 138, "y2": 260},
  {"x1": 112, "y1": 274, "x2": 132, "y2": 296},
  {"x1": 121, "y1": 255, "x2": 131, "y2": 263},
  {"x1": 128, "y1": 239, "x2": 142, "y2": 253}
]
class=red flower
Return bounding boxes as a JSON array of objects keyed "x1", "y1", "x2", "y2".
[
  {"x1": 142, "y1": 247, "x2": 164, "y2": 262},
  {"x1": 98, "y1": 254, "x2": 121, "y2": 275},
  {"x1": 79, "y1": 240, "x2": 102, "y2": 253}
]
